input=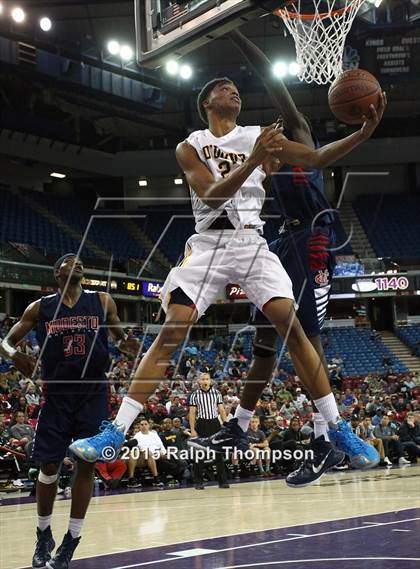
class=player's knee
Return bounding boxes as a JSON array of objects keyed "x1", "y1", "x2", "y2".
[
  {"x1": 253, "y1": 327, "x2": 277, "y2": 358},
  {"x1": 286, "y1": 319, "x2": 306, "y2": 349},
  {"x1": 253, "y1": 342, "x2": 276, "y2": 359},
  {"x1": 157, "y1": 323, "x2": 188, "y2": 350},
  {"x1": 39, "y1": 463, "x2": 59, "y2": 482}
]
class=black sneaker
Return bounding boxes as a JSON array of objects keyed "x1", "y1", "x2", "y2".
[
  {"x1": 195, "y1": 482, "x2": 205, "y2": 490},
  {"x1": 188, "y1": 418, "x2": 249, "y2": 454},
  {"x1": 46, "y1": 531, "x2": 80, "y2": 569},
  {"x1": 218, "y1": 482, "x2": 230, "y2": 489},
  {"x1": 286, "y1": 436, "x2": 346, "y2": 488},
  {"x1": 32, "y1": 526, "x2": 55, "y2": 569},
  {"x1": 127, "y1": 477, "x2": 142, "y2": 488}
]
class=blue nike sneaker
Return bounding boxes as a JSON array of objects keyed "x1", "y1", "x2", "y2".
[
  {"x1": 328, "y1": 419, "x2": 380, "y2": 470},
  {"x1": 69, "y1": 421, "x2": 125, "y2": 463},
  {"x1": 188, "y1": 418, "x2": 249, "y2": 454},
  {"x1": 286, "y1": 436, "x2": 346, "y2": 488}
]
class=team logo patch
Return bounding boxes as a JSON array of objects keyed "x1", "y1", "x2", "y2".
[{"x1": 315, "y1": 269, "x2": 330, "y2": 286}]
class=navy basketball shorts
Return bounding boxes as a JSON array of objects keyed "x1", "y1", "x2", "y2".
[
  {"x1": 252, "y1": 226, "x2": 336, "y2": 338},
  {"x1": 32, "y1": 381, "x2": 109, "y2": 464}
]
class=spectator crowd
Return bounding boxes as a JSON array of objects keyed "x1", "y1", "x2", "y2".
[{"x1": 0, "y1": 316, "x2": 419, "y2": 492}]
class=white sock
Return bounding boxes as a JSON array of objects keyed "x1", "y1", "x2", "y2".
[
  {"x1": 68, "y1": 517, "x2": 84, "y2": 539},
  {"x1": 313, "y1": 393, "x2": 340, "y2": 427},
  {"x1": 114, "y1": 396, "x2": 144, "y2": 434},
  {"x1": 313, "y1": 412, "x2": 330, "y2": 441},
  {"x1": 38, "y1": 514, "x2": 52, "y2": 531},
  {"x1": 234, "y1": 405, "x2": 254, "y2": 432}
]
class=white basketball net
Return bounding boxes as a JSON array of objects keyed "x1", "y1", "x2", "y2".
[{"x1": 275, "y1": 0, "x2": 366, "y2": 85}]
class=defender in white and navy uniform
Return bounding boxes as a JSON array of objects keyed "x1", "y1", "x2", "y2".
[{"x1": 160, "y1": 124, "x2": 294, "y2": 317}]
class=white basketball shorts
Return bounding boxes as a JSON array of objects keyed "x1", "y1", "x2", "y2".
[{"x1": 160, "y1": 229, "x2": 294, "y2": 319}]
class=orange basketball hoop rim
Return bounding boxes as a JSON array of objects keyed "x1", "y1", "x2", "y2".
[{"x1": 273, "y1": 0, "x2": 365, "y2": 21}]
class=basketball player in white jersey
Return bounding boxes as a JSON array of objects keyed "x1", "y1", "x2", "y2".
[{"x1": 70, "y1": 77, "x2": 384, "y2": 466}]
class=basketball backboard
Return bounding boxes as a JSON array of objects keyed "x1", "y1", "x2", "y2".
[{"x1": 135, "y1": 1, "x2": 286, "y2": 69}]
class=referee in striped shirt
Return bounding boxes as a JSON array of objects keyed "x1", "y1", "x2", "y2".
[{"x1": 188, "y1": 373, "x2": 229, "y2": 490}]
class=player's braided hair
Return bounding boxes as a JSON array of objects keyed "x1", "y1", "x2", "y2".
[{"x1": 196, "y1": 77, "x2": 234, "y2": 124}]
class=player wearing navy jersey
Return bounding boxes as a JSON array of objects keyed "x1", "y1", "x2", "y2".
[
  {"x1": 229, "y1": 29, "x2": 385, "y2": 485},
  {"x1": 0, "y1": 254, "x2": 138, "y2": 569}
]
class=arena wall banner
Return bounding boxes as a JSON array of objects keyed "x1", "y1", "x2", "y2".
[{"x1": 347, "y1": 25, "x2": 420, "y2": 76}]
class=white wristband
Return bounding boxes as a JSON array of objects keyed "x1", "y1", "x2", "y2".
[
  {"x1": 115, "y1": 335, "x2": 128, "y2": 349},
  {"x1": 0, "y1": 338, "x2": 17, "y2": 360}
]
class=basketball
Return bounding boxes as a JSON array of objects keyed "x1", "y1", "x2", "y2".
[{"x1": 328, "y1": 69, "x2": 382, "y2": 125}]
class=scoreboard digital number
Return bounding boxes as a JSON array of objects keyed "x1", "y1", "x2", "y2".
[
  {"x1": 375, "y1": 276, "x2": 409, "y2": 292},
  {"x1": 351, "y1": 276, "x2": 410, "y2": 294},
  {"x1": 124, "y1": 281, "x2": 142, "y2": 293},
  {"x1": 122, "y1": 280, "x2": 163, "y2": 298}
]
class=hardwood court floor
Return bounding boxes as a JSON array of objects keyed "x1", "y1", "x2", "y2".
[{"x1": 1, "y1": 465, "x2": 419, "y2": 569}]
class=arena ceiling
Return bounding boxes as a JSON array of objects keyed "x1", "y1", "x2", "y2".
[{"x1": 0, "y1": 0, "x2": 419, "y2": 160}]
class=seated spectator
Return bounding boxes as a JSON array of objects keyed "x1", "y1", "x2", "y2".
[
  {"x1": 350, "y1": 415, "x2": 360, "y2": 433},
  {"x1": 172, "y1": 416, "x2": 191, "y2": 450},
  {"x1": 356, "y1": 416, "x2": 388, "y2": 466},
  {"x1": 8, "y1": 410, "x2": 35, "y2": 458},
  {"x1": 294, "y1": 388, "x2": 309, "y2": 411},
  {"x1": 159, "y1": 418, "x2": 185, "y2": 452},
  {"x1": 159, "y1": 417, "x2": 191, "y2": 480},
  {"x1": 168, "y1": 396, "x2": 187, "y2": 420},
  {"x1": 283, "y1": 417, "x2": 310, "y2": 446},
  {"x1": 261, "y1": 417, "x2": 275, "y2": 437},
  {"x1": 95, "y1": 459, "x2": 127, "y2": 490},
  {"x1": 374, "y1": 416, "x2": 410, "y2": 466},
  {"x1": 0, "y1": 412, "x2": 25, "y2": 479},
  {"x1": 6, "y1": 367, "x2": 21, "y2": 390},
  {"x1": 279, "y1": 400, "x2": 297, "y2": 421},
  {"x1": 255, "y1": 399, "x2": 271, "y2": 418},
  {"x1": 266, "y1": 417, "x2": 286, "y2": 458},
  {"x1": 0, "y1": 373, "x2": 9, "y2": 395},
  {"x1": 25, "y1": 384, "x2": 40, "y2": 406},
  {"x1": 247, "y1": 416, "x2": 271, "y2": 477},
  {"x1": 398, "y1": 412, "x2": 420, "y2": 462},
  {"x1": 125, "y1": 419, "x2": 185, "y2": 489},
  {"x1": 0, "y1": 393, "x2": 12, "y2": 414},
  {"x1": 13, "y1": 395, "x2": 29, "y2": 418},
  {"x1": 0, "y1": 411, "x2": 10, "y2": 442},
  {"x1": 299, "y1": 401, "x2": 313, "y2": 421}
]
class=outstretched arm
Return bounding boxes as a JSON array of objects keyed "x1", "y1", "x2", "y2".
[
  {"x1": 229, "y1": 29, "x2": 313, "y2": 147},
  {"x1": 277, "y1": 94, "x2": 387, "y2": 169}
]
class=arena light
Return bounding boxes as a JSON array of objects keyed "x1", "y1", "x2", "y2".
[
  {"x1": 0, "y1": 3, "x2": 3, "y2": 16},
  {"x1": 120, "y1": 45, "x2": 134, "y2": 61},
  {"x1": 107, "y1": 40, "x2": 120, "y2": 56},
  {"x1": 179, "y1": 64, "x2": 192, "y2": 80},
  {"x1": 273, "y1": 61, "x2": 287, "y2": 78},
  {"x1": 40, "y1": 17, "x2": 52, "y2": 32},
  {"x1": 165, "y1": 60, "x2": 179, "y2": 76},
  {"x1": 11, "y1": 7, "x2": 25, "y2": 23},
  {"x1": 174, "y1": 178, "x2": 183, "y2": 185},
  {"x1": 288, "y1": 61, "x2": 300, "y2": 76},
  {"x1": 138, "y1": 179, "x2": 148, "y2": 187},
  {"x1": 50, "y1": 172, "x2": 66, "y2": 179}
]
